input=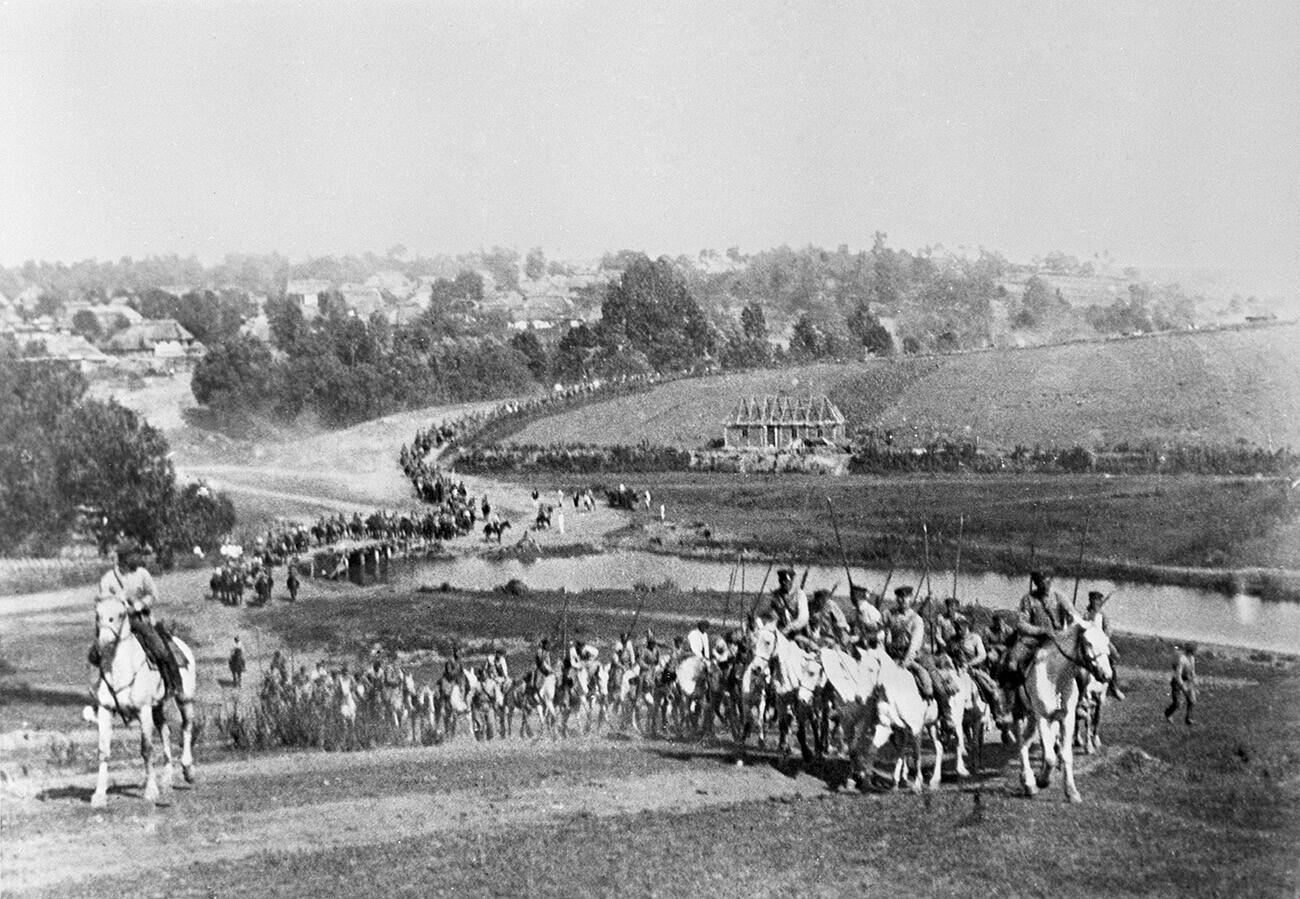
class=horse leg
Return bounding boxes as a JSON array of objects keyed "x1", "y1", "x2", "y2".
[
  {"x1": 1091, "y1": 694, "x2": 1105, "y2": 751},
  {"x1": 140, "y1": 711, "x2": 159, "y2": 803},
  {"x1": 927, "y1": 724, "x2": 943, "y2": 790},
  {"x1": 179, "y1": 698, "x2": 196, "y2": 783},
  {"x1": 1018, "y1": 713, "x2": 1039, "y2": 797},
  {"x1": 1062, "y1": 702, "x2": 1083, "y2": 803},
  {"x1": 91, "y1": 706, "x2": 113, "y2": 808},
  {"x1": 951, "y1": 691, "x2": 970, "y2": 778},
  {"x1": 852, "y1": 721, "x2": 892, "y2": 792},
  {"x1": 154, "y1": 705, "x2": 174, "y2": 793},
  {"x1": 1037, "y1": 717, "x2": 1058, "y2": 790}
]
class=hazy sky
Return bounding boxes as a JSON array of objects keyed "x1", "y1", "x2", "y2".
[{"x1": 2, "y1": 1, "x2": 1298, "y2": 279}]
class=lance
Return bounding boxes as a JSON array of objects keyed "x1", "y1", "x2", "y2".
[
  {"x1": 721, "y1": 553, "x2": 739, "y2": 626},
  {"x1": 952, "y1": 514, "x2": 964, "y2": 603},
  {"x1": 748, "y1": 558, "x2": 776, "y2": 620},
  {"x1": 1072, "y1": 507, "x2": 1094, "y2": 609},
  {"x1": 628, "y1": 589, "x2": 649, "y2": 638},
  {"x1": 559, "y1": 588, "x2": 571, "y2": 653},
  {"x1": 826, "y1": 497, "x2": 856, "y2": 596}
]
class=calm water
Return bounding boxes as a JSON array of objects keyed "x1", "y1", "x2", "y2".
[{"x1": 372, "y1": 550, "x2": 1300, "y2": 655}]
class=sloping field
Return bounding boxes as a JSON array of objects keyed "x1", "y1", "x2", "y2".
[{"x1": 506, "y1": 324, "x2": 1300, "y2": 451}]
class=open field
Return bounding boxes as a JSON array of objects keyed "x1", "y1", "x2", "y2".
[
  {"x1": 3, "y1": 579, "x2": 1297, "y2": 897},
  {"x1": 506, "y1": 323, "x2": 1300, "y2": 451},
  {"x1": 506, "y1": 472, "x2": 1300, "y2": 593}
]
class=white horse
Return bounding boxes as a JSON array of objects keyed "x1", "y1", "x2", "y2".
[
  {"x1": 1015, "y1": 615, "x2": 1113, "y2": 803},
  {"x1": 749, "y1": 620, "x2": 825, "y2": 762},
  {"x1": 85, "y1": 596, "x2": 197, "y2": 808},
  {"x1": 832, "y1": 646, "x2": 944, "y2": 793}
]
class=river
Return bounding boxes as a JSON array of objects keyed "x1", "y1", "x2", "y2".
[{"x1": 365, "y1": 550, "x2": 1299, "y2": 654}]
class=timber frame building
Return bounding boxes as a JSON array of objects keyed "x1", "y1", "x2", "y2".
[{"x1": 723, "y1": 395, "x2": 847, "y2": 449}]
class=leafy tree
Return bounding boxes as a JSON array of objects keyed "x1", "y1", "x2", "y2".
[
  {"x1": 191, "y1": 334, "x2": 279, "y2": 413},
  {"x1": 600, "y1": 256, "x2": 711, "y2": 371},
  {"x1": 554, "y1": 323, "x2": 602, "y2": 381},
  {"x1": 163, "y1": 483, "x2": 237, "y2": 553},
  {"x1": 510, "y1": 330, "x2": 550, "y2": 382},
  {"x1": 53, "y1": 399, "x2": 176, "y2": 552},
  {"x1": 265, "y1": 293, "x2": 305, "y2": 352},
  {"x1": 36, "y1": 292, "x2": 64, "y2": 318},
  {"x1": 480, "y1": 247, "x2": 520, "y2": 294},
  {"x1": 72, "y1": 309, "x2": 102, "y2": 341},
  {"x1": 847, "y1": 306, "x2": 894, "y2": 355},
  {"x1": 524, "y1": 248, "x2": 546, "y2": 280},
  {"x1": 740, "y1": 302, "x2": 768, "y2": 342}
]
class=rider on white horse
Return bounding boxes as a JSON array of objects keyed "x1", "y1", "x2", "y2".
[
  {"x1": 96, "y1": 541, "x2": 182, "y2": 696},
  {"x1": 1000, "y1": 569, "x2": 1074, "y2": 690},
  {"x1": 771, "y1": 568, "x2": 810, "y2": 640},
  {"x1": 1083, "y1": 590, "x2": 1125, "y2": 700}
]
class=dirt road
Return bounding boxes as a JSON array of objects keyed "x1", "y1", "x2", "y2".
[{"x1": 1, "y1": 737, "x2": 831, "y2": 894}]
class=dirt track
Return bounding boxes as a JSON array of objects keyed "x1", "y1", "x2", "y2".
[{"x1": 1, "y1": 738, "x2": 830, "y2": 894}]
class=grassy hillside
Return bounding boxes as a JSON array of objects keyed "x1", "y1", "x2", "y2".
[{"x1": 506, "y1": 323, "x2": 1300, "y2": 451}]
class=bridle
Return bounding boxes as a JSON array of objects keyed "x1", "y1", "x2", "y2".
[
  {"x1": 94, "y1": 597, "x2": 137, "y2": 723},
  {"x1": 1052, "y1": 623, "x2": 1109, "y2": 682}
]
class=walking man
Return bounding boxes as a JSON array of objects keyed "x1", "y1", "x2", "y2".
[
  {"x1": 228, "y1": 636, "x2": 246, "y2": 688},
  {"x1": 1165, "y1": 643, "x2": 1198, "y2": 726}
]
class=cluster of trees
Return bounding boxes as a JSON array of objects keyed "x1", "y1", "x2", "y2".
[
  {"x1": 0, "y1": 339, "x2": 234, "y2": 556},
  {"x1": 1085, "y1": 283, "x2": 1196, "y2": 335},
  {"x1": 193, "y1": 255, "x2": 719, "y2": 427}
]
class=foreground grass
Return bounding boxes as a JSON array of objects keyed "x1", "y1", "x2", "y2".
[{"x1": 35, "y1": 647, "x2": 1300, "y2": 898}]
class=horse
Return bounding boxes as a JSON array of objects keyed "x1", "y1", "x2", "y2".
[
  {"x1": 85, "y1": 597, "x2": 198, "y2": 808},
  {"x1": 833, "y1": 646, "x2": 945, "y2": 793},
  {"x1": 749, "y1": 620, "x2": 825, "y2": 762},
  {"x1": 483, "y1": 520, "x2": 512, "y2": 543},
  {"x1": 1014, "y1": 615, "x2": 1113, "y2": 803}
]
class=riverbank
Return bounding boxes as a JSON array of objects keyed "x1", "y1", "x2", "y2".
[{"x1": 497, "y1": 471, "x2": 1300, "y2": 601}]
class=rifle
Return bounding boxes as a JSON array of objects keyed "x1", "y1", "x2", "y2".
[
  {"x1": 1072, "y1": 508, "x2": 1093, "y2": 609},
  {"x1": 826, "y1": 497, "x2": 856, "y2": 596}
]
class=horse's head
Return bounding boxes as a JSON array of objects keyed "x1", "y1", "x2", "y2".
[
  {"x1": 748, "y1": 619, "x2": 778, "y2": 667},
  {"x1": 94, "y1": 595, "x2": 131, "y2": 660},
  {"x1": 1072, "y1": 614, "x2": 1113, "y2": 683}
]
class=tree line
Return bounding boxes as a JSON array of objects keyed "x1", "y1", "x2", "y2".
[{"x1": 0, "y1": 338, "x2": 234, "y2": 558}]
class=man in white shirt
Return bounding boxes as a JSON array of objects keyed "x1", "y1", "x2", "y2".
[{"x1": 686, "y1": 620, "x2": 712, "y2": 660}]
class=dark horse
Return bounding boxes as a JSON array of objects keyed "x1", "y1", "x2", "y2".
[{"x1": 483, "y1": 520, "x2": 512, "y2": 543}]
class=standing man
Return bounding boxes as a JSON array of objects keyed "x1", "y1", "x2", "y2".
[
  {"x1": 1165, "y1": 643, "x2": 1198, "y2": 726},
  {"x1": 228, "y1": 636, "x2": 246, "y2": 688},
  {"x1": 286, "y1": 563, "x2": 300, "y2": 602},
  {"x1": 99, "y1": 541, "x2": 182, "y2": 697}
]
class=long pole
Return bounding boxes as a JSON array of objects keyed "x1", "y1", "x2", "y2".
[
  {"x1": 918, "y1": 523, "x2": 934, "y2": 652},
  {"x1": 826, "y1": 497, "x2": 856, "y2": 595},
  {"x1": 721, "y1": 553, "x2": 738, "y2": 625},
  {"x1": 1072, "y1": 507, "x2": 1093, "y2": 609},
  {"x1": 748, "y1": 558, "x2": 775, "y2": 620},
  {"x1": 952, "y1": 514, "x2": 964, "y2": 602}
]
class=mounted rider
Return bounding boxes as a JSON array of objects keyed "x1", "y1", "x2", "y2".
[
  {"x1": 883, "y1": 586, "x2": 943, "y2": 703},
  {"x1": 808, "y1": 589, "x2": 851, "y2": 648},
  {"x1": 1082, "y1": 589, "x2": 1125, "y2": 700},
  {"x1": 1000, "y1": 569, "x2": 1074, "y2": 688},
  {"x1": 96, "y1": 540, "x2": 183, "y2": 697},
  {"x1": 949, "y1": 614, "x2": 1009, "y2": 726},
  {"x1": 769, "y1": 568, "x2": 810, "y2": 641},
  {"x1": 530, "y1": 638, "x2": 554, "y2": 690},
  {"x1": 687, "y1": 620, "x2": 713, "y2": 660}
]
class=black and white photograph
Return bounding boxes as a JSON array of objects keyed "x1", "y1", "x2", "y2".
[{"x1": 1, "y1": 2, "x2": 1298, "y2": 896}]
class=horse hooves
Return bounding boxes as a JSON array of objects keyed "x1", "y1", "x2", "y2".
[
  {"x1": 90, "y1": 792, "x2": 108, "y2": 809},
  {"x1": 1067, "y1": 789, "x2": 1083, "y2": 804},
  {"x1": 183, "y1": 766, "x2": 196, "y2": 785},
  {"x1": 909, "y1": 781, "x2": 923, "y2": 795},
  {"x1": 1023, "y1": 784, "x2": 1038, "y2": 798}
]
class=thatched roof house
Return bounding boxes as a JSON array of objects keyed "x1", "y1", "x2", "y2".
[{"x1": 724, "y1": 395, "x2": 847, "y2": 449}]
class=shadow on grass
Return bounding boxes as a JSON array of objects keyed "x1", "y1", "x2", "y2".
[{"x1": 0, "y1": 682, "x2": 89, "y2": 708}]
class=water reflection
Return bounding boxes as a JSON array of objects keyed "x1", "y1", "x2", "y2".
[{"x1": 367, "y1": 550, "x2": 1297, "y2": 654}]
